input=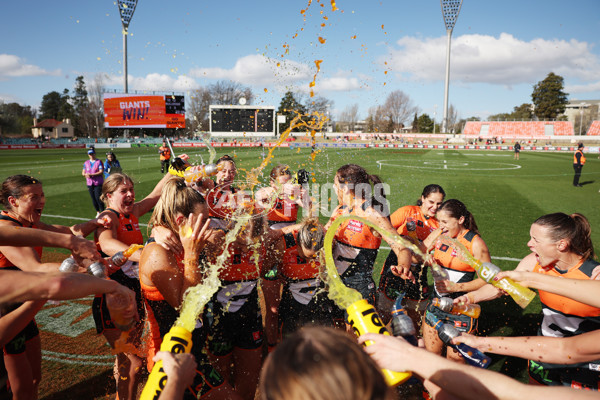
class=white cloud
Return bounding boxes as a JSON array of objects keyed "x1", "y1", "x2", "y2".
[
  {"x1": 189, "y1": 54, "x2": 312, "y2": 86},
  {"x1": 318, "y1": 76, "x2": 363, "y2": 91},
  {"x1": 189, "y1": 54, "x2": 367, "y2": 96},
  {"x1": 386, "y1": 33, "x2": 600, "y2": 86},
  {"x1": 100, "y1": 55, "x2": 368, "y2": 99},
  {"x1": 0, "y1": 93, "x2": 22, "y2": 103},
  {"x1": 567, "y1": 81, "x2": 600, "y2": 94},
  {"x1": 102, "y1": 73, "x2": 199, "y2": 92},
  {"x1": 0, "y1": 54, "x2": 60, "y2": 79}
]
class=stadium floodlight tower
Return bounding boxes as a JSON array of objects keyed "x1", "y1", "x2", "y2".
[
  {"x1": 117, "y1": 0, "x2": 139, "y2": 93},
  {"x1": 440, "y1": 0, "x2": 462, "y2": 134}
]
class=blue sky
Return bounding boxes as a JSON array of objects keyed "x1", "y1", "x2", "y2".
[{"x1": 1, "y1": 0, "x2": 599, "y2": 123}]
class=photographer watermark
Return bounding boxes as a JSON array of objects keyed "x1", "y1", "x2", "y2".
[{"x1": 206, "y1": 180, "x2": 391, "y2": 219}]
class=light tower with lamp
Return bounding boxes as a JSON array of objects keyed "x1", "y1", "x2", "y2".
[
  {"x1": 440, "y1": 0, "x2": 463, "y2": 134},
  {"x1": 117, "y1": 0, "x2": 139, "y2": 94}
]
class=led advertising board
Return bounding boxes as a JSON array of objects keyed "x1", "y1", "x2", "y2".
[{"x1": 104, "y1": 93, "x2": 185, "y2": 128}]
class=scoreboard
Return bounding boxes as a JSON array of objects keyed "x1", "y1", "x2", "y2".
[{"x1": 209, "y1": 105, "x2": 275, "y2": 135}]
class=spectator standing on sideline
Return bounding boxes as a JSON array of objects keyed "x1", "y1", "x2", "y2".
[
  {"x1": 159, "y1": 140, "x2": 171, "y2": 173},
  {"x1": 82, "y1": 148, "x2": 104, "y2": 217},
  {"x1": 514, "y1": 141, "x2": 521, "y2": 160},
  {"x1": 573, "y1": 142, "x2": 586, "y2": 187},
  {"x1": 104, "y1": 151, "x2": 122, "y2": 179}
]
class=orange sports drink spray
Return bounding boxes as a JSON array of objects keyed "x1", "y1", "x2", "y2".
[{"x1": 324, "y1": 216, "x2": 415, "y2": 387}]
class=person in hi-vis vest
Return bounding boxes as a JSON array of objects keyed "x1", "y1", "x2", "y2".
[
  {"x1": 573, "y1": 142, "x2": 586, "y2": 187},
  {"x1": 159, "y1": 140, "x2": 171, "y2": 173}
]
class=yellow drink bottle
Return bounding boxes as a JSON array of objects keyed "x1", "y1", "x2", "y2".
[
  {"x1": 477, "y1": 262, "x2": 536, "y2": 309},
  {"x1": 346, "y1": 299, "x2": 412, "y2": 386},
  {"x1": 140, "y1": 326, "x2": 193, "y2": 400}
]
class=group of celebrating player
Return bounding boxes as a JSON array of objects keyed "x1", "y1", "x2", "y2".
[{"x1": 0, "y1": 150, "x2": 598, "y2": 400}]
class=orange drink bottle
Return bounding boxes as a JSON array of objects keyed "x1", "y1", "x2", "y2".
[
  {"x1": 183, "y1": 163, "x2": 222, "y2": 183},
  {"x1": 432, "y1": 297, "x2": 481, "y2": 318}
]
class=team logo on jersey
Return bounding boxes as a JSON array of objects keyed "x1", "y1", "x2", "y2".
[
  {"x1": 436, "y1": 243, "x2": 457, "y2": 256},
  {"x1": 347, "y1": 219, "x2": 363, "y2": 232}
]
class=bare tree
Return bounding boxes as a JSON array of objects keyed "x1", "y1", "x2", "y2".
[
  {"x1": 208, "y1": 80, "x2": 253, "y2": 105},
  {"x1": 366, "y1": 105, "x2": 388, "y2": 133},
  {"x1": 304, "y1": 95, "x2": 333, "y2": 115},
  {"x1": 88, "y1": 74, "x2": 106, "y2": 137},
  {"x1": 339, "y1": 103, "x2": 359, "y2": 132},
  {"x1": 382, "y1": 90, "x2": 416, "y2": 132},
  {"x1": 187, "y1": 87, "x2": 211, "y2": 133},
  {"x1": 447, "y1": 104, "x2": 459, "y2": 133}
]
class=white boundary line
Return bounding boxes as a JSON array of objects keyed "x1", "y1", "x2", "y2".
[
  {"x1": 42, "y1": 354, "x2": 114, "y2": 367},
  {"x1": 42, "y1": 350, "x2": 114, "y2": 360},
  {"x1": 379, "y1": 246, "x2": 521, "y2": 262},
  {"x1": 376, "y1": 159, "x2": 522, "y2": 171},
  {"x1": 43, "y1": 213, "x2": 148, "y2": 227}
]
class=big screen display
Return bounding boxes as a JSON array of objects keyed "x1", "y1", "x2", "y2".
[
  {"x1": 104, "y1": 93, "x2": 185, "y2": 128},
  {"x1": 210, "y1": 106, "x2": 274, "y2": 133}
]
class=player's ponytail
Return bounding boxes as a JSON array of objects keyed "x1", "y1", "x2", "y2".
[{"x1": 534, "y1": 212, "x2": 595, "y2": 260}]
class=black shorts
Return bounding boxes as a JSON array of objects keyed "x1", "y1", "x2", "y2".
[
  {"x1": 378, "y1": 252, "x2": 429, "y2": 302},
  {"x1": 424, "y1": 299, "x2": 477, "y2": 334},
  {"x1": 92, "y1": 269, "x2": 145, "y2": 334},
  {"x1": 279, "y1": 283, "x2": 337, "y2": 337},
  {"x1": 186, "y1": 327, "x2": 226, "y2": 399},
  {"x1": 529, "y1": 359, "x2": 600, "y2": 390},
  {"x1": 3, "y1": 319, "x2": 39, "y2": 355},
  {"x1": 207, "y1": 284, "x2": 263, "y2": 356}
]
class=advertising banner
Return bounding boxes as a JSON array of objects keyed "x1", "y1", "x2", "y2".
[{"x1": 104, "y1": 93, "x2": 185, "y2": 129}]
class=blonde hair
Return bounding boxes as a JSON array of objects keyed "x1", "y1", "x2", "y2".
[
  {"x1": 297, "y1": 218, "x2": 324, "y2": 252},
  {"x1": 270, "y1": 164, "x2": 292, "y2": 182},
  {"x1": 260, "y1": 326, "x2": 392, "y2": 400},
  {"x1": 149, "y1": 178, "x2": 206, "y2": 232},
  {"x1": 100, "y1": 172, "x2": 134, "y2": 205}
]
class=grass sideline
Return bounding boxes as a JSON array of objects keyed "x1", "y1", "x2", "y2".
[{"x1": 1, "y1": 145, "x2": 599, "y2": 397}]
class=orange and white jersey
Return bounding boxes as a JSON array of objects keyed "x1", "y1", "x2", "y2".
[
  {"x1": 206, "y1": 187, "x2": 237, "y2": 221},
  {"x1": 331, "y1": 202, "x2": 381, "y2": 276},
  {"x1": 96, "y1": 208, "x2": 143, "y2": 278},
  {"x1": 0, "y1": 211, "x2": 42, "y2": 269},
  {"x1": 432, "y1": 230, "x2": 478, "y2": 297},
  {"x1": 103, "y1": 208, "x2": 144, "y2": 246},
  {"x1": 390, "y1": 205, "x2": 439, "y2": 240},
  {"x1": 215, "y1": 281, "x2": 258, "y2": 313},
  {"x1": 534, "y1": 259, "x2": 600, "y2": 339},
  {"x1": 267, "y1": 197, "x2": 299, "y2": 224},
  {"x1": 219, "y1": 244, "x2": 260, "y2": 282},
  {"x1": 279, "y1": 230, "x2": 321, "y2": 305},
  {"x1": 279, "y1": 231, "x2": 320, "y2": 281}
]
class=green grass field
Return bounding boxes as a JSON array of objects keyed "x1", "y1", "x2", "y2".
[{"x1": 1, "y1": 145, "x2": 599, "y2": 394}]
